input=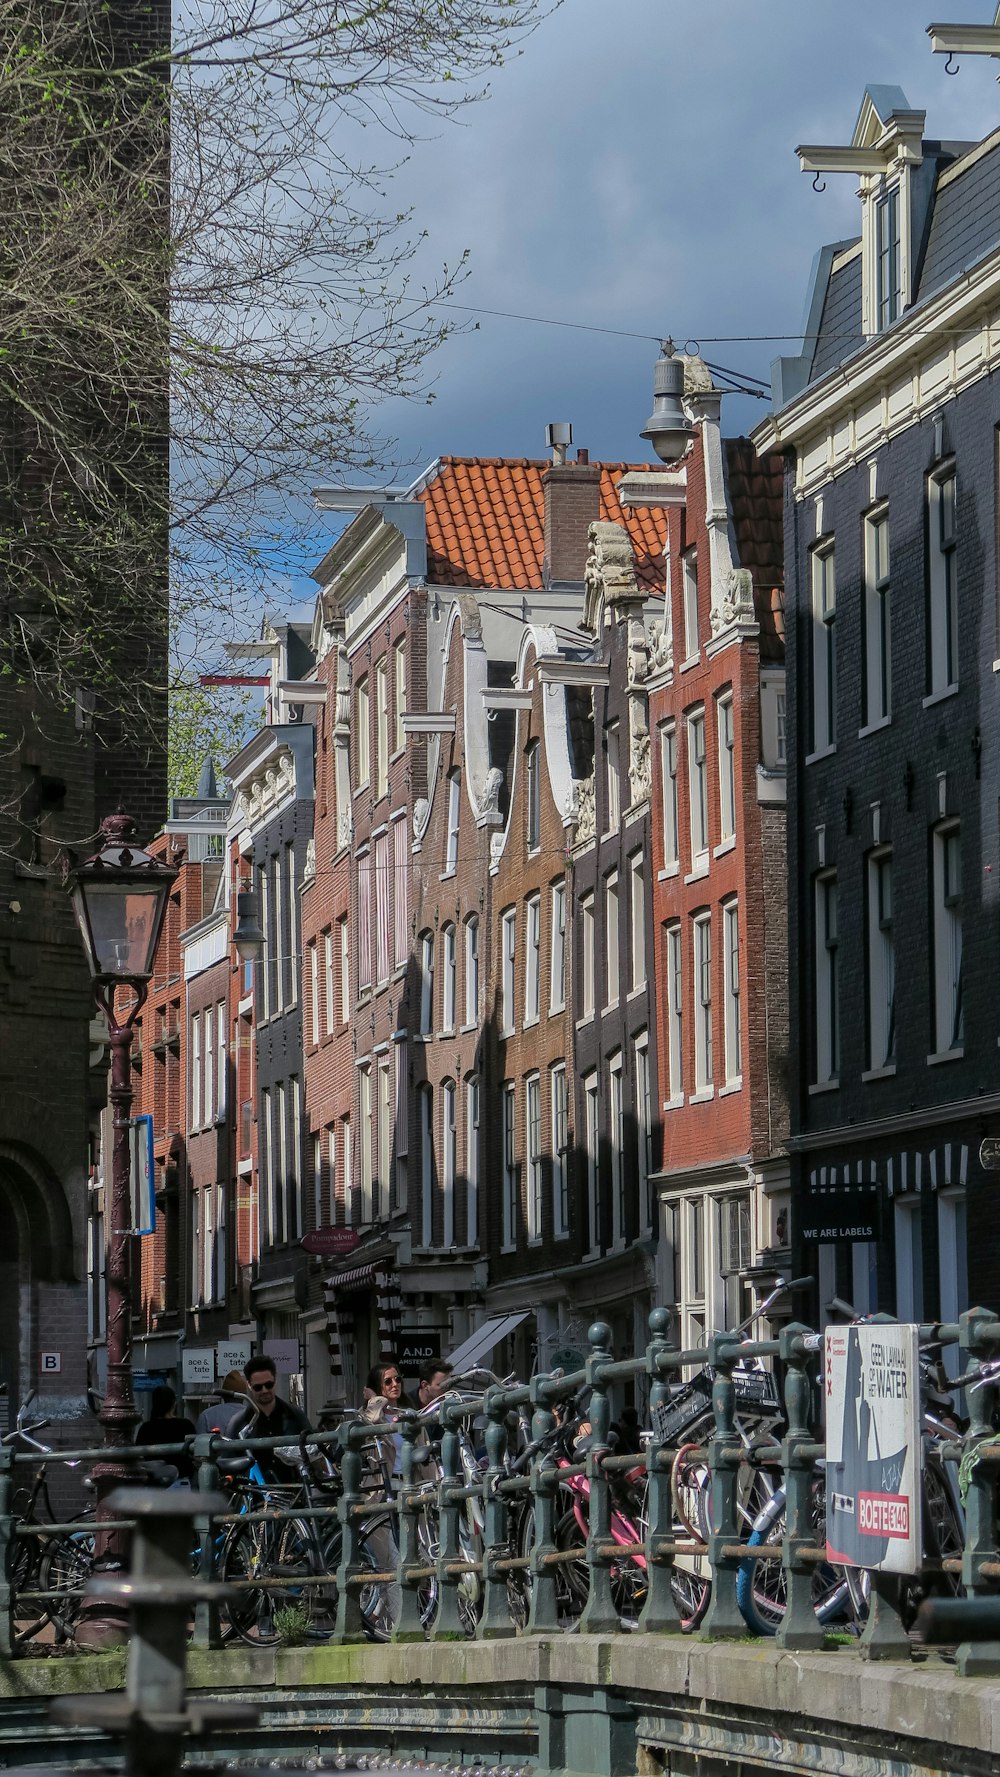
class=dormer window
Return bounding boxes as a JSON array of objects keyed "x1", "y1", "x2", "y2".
[{"x1": 876, "y1": 185, "x2": 901, "y2": 329}]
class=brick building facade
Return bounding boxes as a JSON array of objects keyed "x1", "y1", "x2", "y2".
[
  {"x1": 644, "y1": 370, "x2": 789, "y2": 1349},
  {"x1": 753, "y1": 85, "x2": 1000, "y2": 1324}
]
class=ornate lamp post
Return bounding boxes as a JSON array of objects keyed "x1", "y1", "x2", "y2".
[{"x1": 67, "y1": 814, "x2": 176, "y2": 1645}]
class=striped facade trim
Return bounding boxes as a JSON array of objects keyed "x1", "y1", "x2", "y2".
[
  {"x1": 808, "y1": 1142, "x2": 970, "y2": 1198},
  {"x1": 323, "y1": 1264, "x2": 402, "y2": 1392}
]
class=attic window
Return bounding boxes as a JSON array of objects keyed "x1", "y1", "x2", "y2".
[{"x1": 876, "y1": 187, "x2": 901, "y2": 329}]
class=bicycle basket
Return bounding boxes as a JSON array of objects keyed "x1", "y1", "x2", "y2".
[
  {"x1": 651, "y1": 1374, "x2": 714, "y2": 1444},
  {"x1": 731, "y1": 1364, "x2": 781, "y2": 1413}
]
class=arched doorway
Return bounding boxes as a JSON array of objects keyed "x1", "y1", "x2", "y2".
[{"x1": 0, "y1": 1143, "x2": 76, "y2": 1420}]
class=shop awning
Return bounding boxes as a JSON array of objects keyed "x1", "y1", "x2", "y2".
[
  {"x1": 325, "y1": 1261, "x2": 379, "y2": 1294},
  {"x1": 446, "y1": 1311, "x2": 530, "y2": 1377}
]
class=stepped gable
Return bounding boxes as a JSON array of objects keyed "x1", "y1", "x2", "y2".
[{"x1": 419, "y1": 456, "x2": 669, "y2": 592}]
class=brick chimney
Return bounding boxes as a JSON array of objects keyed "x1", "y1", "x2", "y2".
[{"x1": 543, "y1": 462, "x2": 602, "y2": 586}]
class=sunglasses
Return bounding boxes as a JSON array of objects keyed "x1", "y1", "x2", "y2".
[
  {"x1": 383, "y1": 1375, "x2": 401, "y2": 1386},
  {"x1": 250, "y1": 1379, "x2": 275, "y2": 1392}
]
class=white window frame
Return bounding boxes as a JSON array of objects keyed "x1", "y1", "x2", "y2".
[
  {"x1": 444, "y1": 771, "x2": 461, "y2": 876},
  {"x1": 419, "y1": 930, "x2": 434, "y2": 1035},
  {"x1": 290, "y1": 1075, "x2": 302, "y2": 1243},
  {"x1": 693, "y1": 911, "x2": 713, "y2": 1094},
  {"x1": 717, "y1": 692, "x2": 736, "y2": 845},
  {"x1": 526, "y1": 740, "x2": 541, "y2": 853},
  {"x1": 814, "y1": 871, "x2": 840, "y2": 1085},
  {"x1": 660, "y1": 721, "x2": 679, "y2": 873},
  {"x1": 584, "y1": 1072, "x2": 600, "y2": 1256},
  {"x1": 866, "y1": 849, "x2": 895, "y2": 1072},
  {"x1": 392, "y1": 813, "x2": 409, "y2": 966},
  {"x1": 932, "y1": 821, "x2": 963, "y2": 1058},
  {"x1": 722, "y1": 899, "x2": 742, "y2": 1087},
  {"x1": 682, "y1": 548, "x2": 699, "y2": 662},
  {"x1": 465, "y1": 915, "x2": 479, "y2": 1025},
  {"x1": 419, "y1": 1085, "x2": 433, "y2": 1248},
  {"x1": 549, "y1": 881, "x2": 566, "y2": 1012},
  {"x1": 374, "y1": 830, "x2": 391, "y2": 985},
  {"x1": 629, "y1": 851, "x2": 646, "y2": 991},
  {"x1": 609, "y1": 1051, "x2": 625, "y2": 1247},
  {"x1": 286, "y1": 842, "x2": 298, "y2": 1007},
  {"x1": 501, "y1": 907, "x2": 516, "y2": 1035},
  {"x1": 323, "y1": 931, "x2": 335, "y2": 1037},
  {"x1": 309, "y1": 940, "x2": 320, "y2": 1047},
  {"x1": 526, "y1": 1073, "x2": 542, "y2": 1243},
  {"x1": 375, "y1": 656, "x2": 389, "y2": 798},
  {"x1": 876, "y1": 183, "x2": 901, "y2": 330},
  {"x1": 605, "y1": 871, "x2": 620, "y2": 1009},
  {"x1": 686, "y1": 708, "x2": 708, "y2": 869},
  {"x1": 635, "y1": 1034, "x2": 652, "y2": 1234},
  {"x1": 863, "y1": 506, "x2": 891, "y2": 729},
  {"x1": 260, "y1": 1085, "x2": 272, "y2": 1245},
  {"x1": 393, "y1": 1038, "x2": 408, "y2": 1213},
  {"x1": 441, "y1": 922, "x2": 456, "y2": 1033},
  {"x1": 342, "y1": 1112, "x2": 352, "y2": 1227},
  {"x1": 938, "y1": 1190, "x2": 968, "y2": 1377},
  {"x1": 551, "y1": 1062, "x2": 569, "y2": 1241},
  {"x1": 665, "y1": 921, "x2": 683, "y2": 1105},
  {"x1": 894, "y1": 1194, "x2": 923, "y2": 1322},
  {"x1": 203, "y1": 1007, "x2": 214, "y2": 1125},
  {"x1": 605, "y1": 721, "x2": 621, "y2": 833},
  {"x1": 339, "y1": 916, "x2": 350, "y2": 1022},
  {"x1": 355, "y1": 675, "x2": 370, "y2": 788},
  {"x1": 466, "y1": 1075, "x2": 479, "y2": 1248},
  {"x1": 191, "y1": 1014, "x2": 202, "y2": 1131},
  {"x1": 927, "y1": 467, "x2": 958, "y2": 699},
  {"x1": 501, "y1": 1083, "x2": 517, "y2": 1251},
  {"x1": 357, "y1": 849, "x2": 372, "y2": 991},
  {"x1": 217, "y1": 1001, "x2": 227, "y2": 1118},
  {"x1": 810, "y1": 542, "x2": 837, "y2": 755},
  {"x1": 275, "y1": 1080, "x2": 287, "y2": 1245},
  {"x1": 579, "y1": 892, "x2": 595, "y2": 1018},
  {"x1": 524, "y1": 893, "x2": 541, "y2": 1025},
  {"x1": 272, "y1": 852, "x2": 284, "y2": 1012},
  {"x1": 259, "y1": 862, "x2": 270, "y2": 1022},
  {"x1": 377, "y1": 1056, "x2": 391, "y2": 1224},
  {"x1": 359, "y1": 1063, "x2": 373, "y2": 1224},
  {"x1": 393, "y1": 637, "x2": 406, "y2": 753},
  {"x1": 442, "y1": 1079, "x2": 456, "y2": 1250}
]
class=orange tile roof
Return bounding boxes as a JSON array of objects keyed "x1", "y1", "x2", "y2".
[{"x1": 418, "y1": 457, "x2": 669, "y2": 592}]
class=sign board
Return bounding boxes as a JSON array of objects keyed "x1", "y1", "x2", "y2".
[
  {"x1": 40, "y1": 1352, "x2": 61, "y2": 1374},
  {"x1": 800, "y1": 1186, "x2": 880, "y2": 1244},
  {"x1": 301, "y1": 1226, "x2": 361, "y2": 1258},
  {"x1": 129, "y1": 1114, "x2": 156, "y2": 1235},
  {"x1": 263, "y1": 1338, "x2": 300, "y2": 1376},
  {"x1": 980, "y1": 1138, "x2": 1000, "y2": 1173},
  {"x1": 216, "y1": 1340, "x2": 252, "y2": 1378},
  {"x1": 825, "y1": 1323, "x2": 921, "y2": 1575},
  {"x1": 182, "y1": 1348, "x2": 215, "y2": 1387},
  {"x1": 397, "y1": 1330, "x2": 441, "y2": 1370},
  {"x1": 132, "y1": 1372, "x2": 160, "y2": 1393}
]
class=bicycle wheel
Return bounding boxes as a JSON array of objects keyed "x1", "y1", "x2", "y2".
[
  {"x1": 12, "y1": 1534, "x2": 50, "y2": 1647},
  {"x1": 736, "y1": 1480, "x2": 852, "y2": 1635},
  {"x1": 219, "y1": 1515, "x2": 314, "y2": 1645},
  {"x1": 38, "y1": 1523, "x2": 95, "y2": 1643},
  {"x1": 357, "y1": 1515, "x2": 403, "y2": 1642},
  {"x1": 553, "y1": 1498, "x2": 590, "y2": 1628}
]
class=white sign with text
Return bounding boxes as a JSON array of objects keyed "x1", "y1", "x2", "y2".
[{"x1": 825, "y1": 1322, "x2": 921, "y2": 1575}]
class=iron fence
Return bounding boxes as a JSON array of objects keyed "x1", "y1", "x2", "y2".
[{"x1": 6, "y1": 1306, "x2": 1000, "y2": 1674}]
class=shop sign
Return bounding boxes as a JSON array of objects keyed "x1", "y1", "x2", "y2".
[
  {"x1": 301, "y1": 1226, "x2": 361, "y2": 1257},
  {"x1": 263, "y1": 1338, "x2": 300, "y2": 1376},
  {"x1": 182, "y1": 1348, "x2": 214, "y2": 1386},
  {"x1": 397, "y1": 1330, "x2": 441, "y2": 1369},
  {"x1": 217, "y1": 1340, "x2": 252, "y2": 1376},
  {"x1": 799, "y1": 1185, "x2": 880, "y2": 1244}
]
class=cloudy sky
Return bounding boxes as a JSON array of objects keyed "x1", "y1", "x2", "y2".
[{"x1": 283, "y1": 0, "x2": 1000, "y2": 606}]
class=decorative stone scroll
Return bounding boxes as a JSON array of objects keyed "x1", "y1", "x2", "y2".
[{"x1": 582, "y1": 521, "x2": 641, "y2": 635}]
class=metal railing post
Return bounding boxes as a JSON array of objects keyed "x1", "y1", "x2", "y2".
[
  {"x1": 639, "y1": 1308, "x2": 681, "y2": 1633},
  {"x1": 701, "y1": 1332, "x2": 745, "y2": 1637},
  {"x1": 190, "y1": 1434, "x2": 222, "y2": 1650},
  {"x1": 957, "y1": 1306, "x2": 1000, "y2": 1676},
  {"x1": 0, "y1": 1446, "x2": 15, "y2": 1659},
  {"x1": 430, "y1": 1399, "x2": 466, "y2": 1640},
  {"x1": 334, "y1": 1425, "x2": 368, "y2": 1641},
  {"x1": 394, "y1": 1415, "x2": 427, "y2": 1641},
  {"x1": 480, "y1": 1385, "x2": 515, "y2": 1639},
  {"x1": 775, "y1": 1323, "x2": 826, "y2": 1650},
  {"x1": 580, "y1": 1321, "x2": 619, "y2": 1635},
  {"x1": 526, "y1": 1377, "x2": 560, "y2": 1635}
]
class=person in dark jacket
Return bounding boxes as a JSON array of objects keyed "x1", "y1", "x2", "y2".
[
  {"x1": 243, "y1": 1354, "x2": 310, "y2": 1481},
  {"x1": 136, "y1": 1385, "x2": 197, "y2": 1481}
]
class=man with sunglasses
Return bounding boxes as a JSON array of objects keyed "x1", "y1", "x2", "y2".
[{"x1": 243, "y1": 1354, "x2": 310, "y2": 1479}]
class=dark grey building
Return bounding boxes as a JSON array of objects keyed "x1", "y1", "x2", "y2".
[{"x1": 754, "y1": 85, "x2": 1000, "y2": 1325}]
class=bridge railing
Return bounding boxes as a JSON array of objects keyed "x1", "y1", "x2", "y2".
[{"x1": 6, "y1": 1305, "x2": 1000, "y2": 1674}]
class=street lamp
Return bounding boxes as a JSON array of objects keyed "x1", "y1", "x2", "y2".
[
  {"x1": 640, "y1": 340, "x2": 693, "y2": 465},
  {"x1": 67, "y1": 813, "x2": 176, "y2": 1646}
]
